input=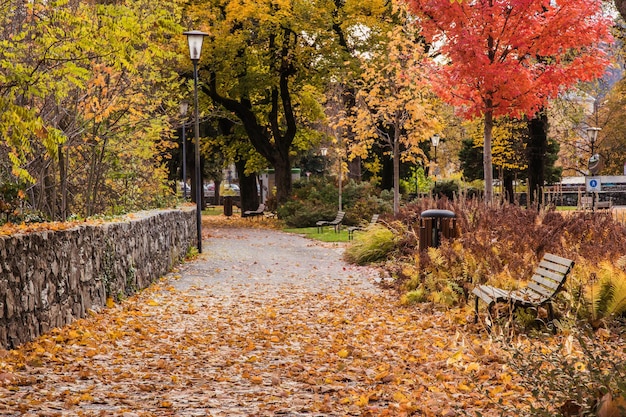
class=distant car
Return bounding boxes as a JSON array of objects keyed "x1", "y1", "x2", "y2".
[
  {"x1": 204, "y1": 183, "x2": 215, "y2": 198},
  {"x1": 179, "y1": 182, "x2": 191, "y2": 197},
  {"x1": 221, "y1": 183, "x2": 240, "y2": 196}
]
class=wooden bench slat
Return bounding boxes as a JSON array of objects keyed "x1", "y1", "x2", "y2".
[
  {"x1": 510, "y1": 288, "x2": 544, "y2": 305},
  {"x1": 526, "y1": 282, "x2": 555, "y2": 299},
  {"x1": 509, "y1": 289, "x2": 542, "y2": 304},
  {"x1": 472, "y1": 287, "x2": 496, "y2": 305},
  {"x1": 472, "y1": 286, "x2": 510, "y2": 303},
  {"x1": 531, "y1": 272, "x2": 563, "y2": 289},
  {"x1": 531, "y1": 275, "x2": 563, "y2": 293},
  {"x1": 535, "y1": 266, "x2": 567, "y2": 282},
  {"x1": 538, "y1": 259, "x2": 571, "y2": 275},
  {"x1": 542, "y1": 253, "x2": 574, "y2": 268}
]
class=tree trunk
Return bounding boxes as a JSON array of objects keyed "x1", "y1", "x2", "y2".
[
  {"x1": 393, "y1": 127, "x2": 400, "y2": 215},
  {"x1": 526, "y1": 111, "x2": 548, "y2": 207},
  {"x1": 273, "y1": 157, "x2": 292, "y2": 206},
  {"x1": 235, "y1": 159, "x2": 259, "y2": 213},
  {"x1": 504, "y1": 173, "x2": 515, "y2": 204},
  {"x1": 483, "y1": 108, "x2": 494, "y2": 204},
  {"x1": 58, "y1": 143, "x2": 66, "y2": 221}
]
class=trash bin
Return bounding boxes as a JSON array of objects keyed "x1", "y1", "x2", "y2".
[
  {"x1": 224, "y1": 196, "x2": 233, "y2": 217},
  {"x1": 419, "y1": 209, "x2": 457, "y2": 250}
]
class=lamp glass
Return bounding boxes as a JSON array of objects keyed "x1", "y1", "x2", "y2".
[
  {"x1": 586, "y1": 126, "x2": 601, "y2": 142},
  {"x1": 180, "y1": 100, "x2": 189, "y2": 116},
  {"x1": 320, "y1": 147, "x2": 328, "y2": 156},
  {"x1": 183, "y1": 30, "x2": 208, "y2": 61},
  {"x1": 430, "y1": 134, "x2": 440, "y2": 147}
]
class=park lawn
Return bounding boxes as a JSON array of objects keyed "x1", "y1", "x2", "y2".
[{"x1": 283, "y1": 226, "x2": 351, "y2": 242}]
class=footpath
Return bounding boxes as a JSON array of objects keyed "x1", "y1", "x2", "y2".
[{"x1": 0, "y1": 226, "x2": 496, "y2": 416}]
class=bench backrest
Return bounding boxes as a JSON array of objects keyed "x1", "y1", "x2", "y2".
[
  {"x1": 333, "y1": 211, "x2": 345, "y2": 223},
  {"x1": 370, "y1": 214, "x2": 379, "y2": 225},
  {"x1": 527, "y1": 253, "x2": 574, "y2": 302}
]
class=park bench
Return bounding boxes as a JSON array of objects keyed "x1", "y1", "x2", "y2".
[
  {"x1": 347, "y1": 214, "x2": 379, "y2": 240},
  {"x1": 596, "y1": 199, "x2": 613, "y2": 210},
  {"x1": 243, "y1": 203, "x2": 265, "y2": 219},
  {"x1": 316, "y1": 211, "x2": 345, "y2": 233},
  {"x1": 579, "y1": 195, "x2": 613, "y2": 211},
  {"x1": 472, "y1": 253, "x2": 574, "y2": 330}
]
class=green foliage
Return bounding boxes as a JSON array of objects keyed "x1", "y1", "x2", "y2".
[
  {"x1": 343, "y1": 225, "x2": 397, "y2": 266},
  {"x1": 277, "y1": 178, "x2": 391, "y2": 228},
  {"x1": 401, "y1": 289, "x2": 426, "y2": 305},
  {"x1": 0, "y1": 181, "x2": 24, "y2": 223},
  {"x1": 1, "y1": 0, "x2": 184, "y2": 220},
  {"x1": 588, "y1": 263, "x2": 626, "y2": 323},
  {"x1": 432, "y1": 179, "x2": 460, "y2": 199}
]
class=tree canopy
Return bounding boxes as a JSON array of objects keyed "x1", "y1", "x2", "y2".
[
  {"x1": 406, "y1": 0, "x2": 614, "y2": 202},
  {"x1": 1, "y1": 0, "x2": 186, "y2": 220}
]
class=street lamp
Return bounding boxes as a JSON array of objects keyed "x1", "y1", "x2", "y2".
[
  {"x1": 586, "y1": 126, "x2": 601, "y2": 157},
  {"x1": 320, "y1": 147, "x2": 328, "y2": 176},
  {"x1": 180, "y1": 100, "x2": 189, "y2": 200},
  {"x1": 430, "y1": 134, "x2": 440, "y2": 182},
  {"x1": 430, "y1": 134, "x2": 440, "y2": 164},
  {"x1": 183, "y1": 29, "x2": 208, "y2": 253}
]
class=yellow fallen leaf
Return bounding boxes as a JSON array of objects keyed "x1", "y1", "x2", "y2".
[
  {"x1": 146, "y1": 299, "x2": 159, "y2": 306},
  {"x1": 465, "y1": 362, "x2": 480, "y2": 373},
  {"x1": 337, "y1": 349, "x2": 350, "y2": 358},
  {"x1": 392, "y1": 391, "x2": 408, "y2": 403},
  {"x1": 500, "y1": 373, "x2": 512, "y2": 384},
  {"x1": 355, "y1": 395, "x2": 369, "y2": 406},
  {"x1": 446, "y1": 349, "x2": 464, "y2": 365},
  {"x1": 160, "y1": 400, "x2": 173, "y2": 408},
  {"x1": 457, "y1": 383, "x2": 472, "y2": 392}
]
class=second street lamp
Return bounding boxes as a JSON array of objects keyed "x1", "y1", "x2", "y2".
[
  {"x1": 180, "y1": 100, "x2": 189, "y2": 200},
  {"x1": 430, "y1": 134, "x2": 440, "y2": 182},
  {"x1": 183, "y1": 29, "x2": 208, "y2": 253}
]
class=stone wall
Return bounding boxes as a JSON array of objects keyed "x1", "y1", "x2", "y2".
[{"x1": 0, "y1": 208, "x2": 196, "y2": 349}]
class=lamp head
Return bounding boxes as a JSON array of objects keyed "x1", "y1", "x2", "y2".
[
  {"x1": 320, "y1": 147, "x2": 328, "y2": 157},
  {"x1": 586, "y1": 126, "x2": 601, "y2": 143},
  {"x1": 430, "y1": 134, "x2": 440, "y2": 147},
  {"x1": 180, "y1": 100, "x2": 189, "y2": 116},
  {"x1": 183, "y1": 30, "x2": 209, "y2": 61}
]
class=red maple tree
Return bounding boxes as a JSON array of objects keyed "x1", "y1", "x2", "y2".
[{"x1": 406, "y1": 0, "x2": 613, "y2": 202}]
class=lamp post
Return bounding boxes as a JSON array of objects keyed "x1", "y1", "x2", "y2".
[
  {"x1": 430, "y1": 134, "x2": 440, "y2": 182},
  {"x1": 320, "y1": 147, "x2": 328, "y2": 177},
  {"x1": 430, "y1": 134, "x2": 440, "y2": 165},
  {"x1": 180, "y1": 100, "x2": 189, "y2": 200},
  {"x1": 183, "y1": 29, "x2": 208, "y2": 253}
]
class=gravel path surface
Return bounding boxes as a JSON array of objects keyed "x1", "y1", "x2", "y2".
[{"x1": 171, "y1": 227, "x2": 382, "y2": 295}]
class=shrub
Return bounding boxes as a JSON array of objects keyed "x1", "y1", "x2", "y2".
[
  {"x1": 277, "y1": 178, "x2": 392, "y2": 227},
  {"x1": 471, "y1": 329, "x2": 626, "y2": 416},
  {"x1": 379, "y1": 197, "x2": 626, "y2": 315},
  {"x1": 343, "y1": 225, "x2": 397, "y2": 265},
  {"x1": 277, "y1": 200, "x2": 334, "y2": 228}
]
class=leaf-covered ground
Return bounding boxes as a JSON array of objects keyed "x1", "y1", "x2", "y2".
[{"x1": 0, "y1": 222, "x2": 615, "y2": 416}]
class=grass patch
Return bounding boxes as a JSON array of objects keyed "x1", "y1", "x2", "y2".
[
  {"x1": 284, "y1": 227, "x2": 350, "y2": 242},
  {"x1": 203, "y1": 205, "x2": 228, "y2": 216}
]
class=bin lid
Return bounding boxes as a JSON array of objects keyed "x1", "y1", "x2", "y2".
[{"x1": 420, "y1": 209, "x2": 455, "y2": 218}]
